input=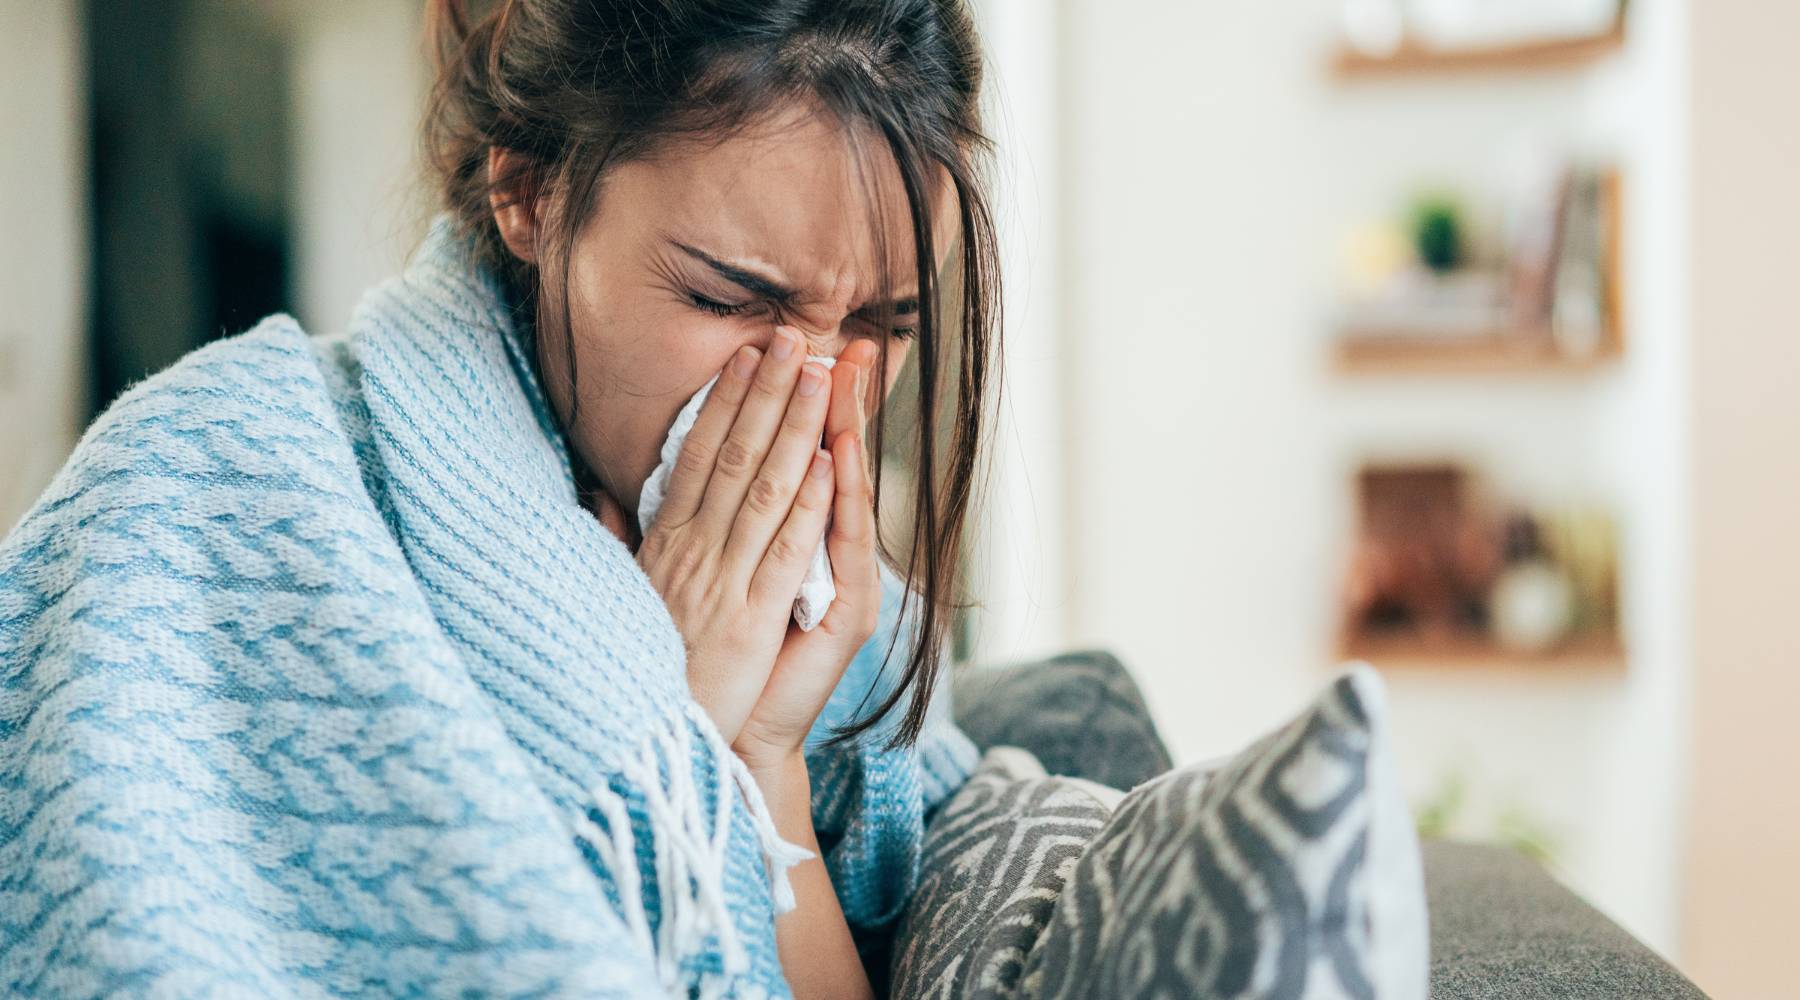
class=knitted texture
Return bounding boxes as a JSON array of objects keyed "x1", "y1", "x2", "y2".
[{"x1": 0, "y1": 217, "x2": 978, "y2": 998}]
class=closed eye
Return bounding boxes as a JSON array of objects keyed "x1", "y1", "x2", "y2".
[
  {"x1": 692, "y1": 289, "x2": 919, "y2": 340},
  {"x1": 854, "y1": 306, "x2": 921, "y2": 342},
  {"x1": 688, "y1": 292, "x2": 758, "y2": 317}
]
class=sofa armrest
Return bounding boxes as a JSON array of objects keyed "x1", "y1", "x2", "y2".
[
  {"x1": 951, "y1": 649, "x2": 1175, "y2": 791},
  {"x1": 1424, "y1": 840, "x2": 1704, "y2": 999}
]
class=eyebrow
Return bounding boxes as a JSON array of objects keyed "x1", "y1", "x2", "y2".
[
  {"x1": 671, "y1": 240, "x2": 921, "y2": 315},
  {"x1": 672, "y1": 241, "x2": 794, "y2": 304}
]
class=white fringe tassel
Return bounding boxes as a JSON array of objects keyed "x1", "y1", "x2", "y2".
[
  {"x1": 683, "y1": 702, "x2": 817, "y2": 915},
  {"x1": 574, "y1": 704, "x2": 814, "y2": 998}
]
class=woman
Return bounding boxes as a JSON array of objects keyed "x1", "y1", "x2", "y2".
[{"x1": 0, "y1": 1, "x2": 998, "y2": 996}]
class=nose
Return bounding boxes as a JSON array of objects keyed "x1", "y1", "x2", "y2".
[{"x1": 772, "y1": 316, "x2": 849, "y2": 361}]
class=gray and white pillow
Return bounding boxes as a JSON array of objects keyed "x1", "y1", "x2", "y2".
[
  {"x1": 889, "y1": 747, "x2": 1122, "y2": 1000},
  {"x1": 1021, "y1": 665, "x2": 1428, "y2": 1000},
  {"x1": 952, "y1": 651, "x2": 1176, "y2": 792}
]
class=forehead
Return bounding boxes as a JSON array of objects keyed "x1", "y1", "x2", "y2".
[{"x1": 604, "y1": 106, "x2": 957, "y2": 301}]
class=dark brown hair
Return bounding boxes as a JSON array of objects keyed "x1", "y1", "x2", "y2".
[{"x1": 422, "y1": 0, "x2": 1001, "y2": 748}]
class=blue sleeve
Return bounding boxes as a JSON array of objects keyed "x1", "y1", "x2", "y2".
[{"x1": 801, "y1": 566, "x2": 979, "y2": 930}]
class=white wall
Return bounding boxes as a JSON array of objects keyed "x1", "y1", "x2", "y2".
[
  {"x1": 968, "y1": 0, "x2": 1073, "y2": 664},
  {"x1": 289, "y1": 0, "x2": 430, "y2": 336},
  {"x1": 0, "y1": 2, "x2": 86, "y2": 531},
  {"x1": 1060, "y1": 0, "x2": 1333, "y2": 746},
  {"x1": 1682, "y1": 0, "x2": 1800, "y2": 994},
  {"x1": 1055, "y1": 0, "x2": 1690, "y2": 956}
]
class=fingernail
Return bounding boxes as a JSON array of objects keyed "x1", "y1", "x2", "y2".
[
  {"x1": 798, "y1": 364, "x2": 825, "y2": 397},
  {"x1": 770, "y1": 327, "x2": 798, "y2": 360},
  {"x1": 731, "y1": 345, "x2": 760, "y2": 379},
  {"x1": 810, "y1": 449, "x2": 833, "y2": 478}
]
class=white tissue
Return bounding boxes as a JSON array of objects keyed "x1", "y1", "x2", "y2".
[{"x1": 637, "y1": 357, "x2": 837, "y2": 631}]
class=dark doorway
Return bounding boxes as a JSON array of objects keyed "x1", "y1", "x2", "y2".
[{"x1": 85, "y1": 0, "x2": 295, "y2": 414}]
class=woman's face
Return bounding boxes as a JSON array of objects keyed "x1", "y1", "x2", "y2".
[{"x1": 506, "y1": 106, "x2": 956, "y2": 519}]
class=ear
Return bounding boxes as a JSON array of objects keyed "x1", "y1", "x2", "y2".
[{"x1": 487, "y1": 146, "x2": 540, "y2": 264}]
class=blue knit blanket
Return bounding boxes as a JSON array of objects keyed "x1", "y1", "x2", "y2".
[{"x1": 0, "y1": 218, "x2": 978, "y2": 998}]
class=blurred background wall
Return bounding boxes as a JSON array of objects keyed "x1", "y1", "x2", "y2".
[
  {"x1": 1683, "y1": 1, "x2": 1800, "y2": 994},
  {"x1": 1049, "y1": 0, "x2": 1692, "y2": 963},
  {"x1": 1, "y1": 4, "x2": 88, "y2": 525},
  {"x1": 2, "y1": 1, "x2": 1795, "y2": 995},
  {"x1": 2, "y1": 0, "x2": 429, "y2": 520}
]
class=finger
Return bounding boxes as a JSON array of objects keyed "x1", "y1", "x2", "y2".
[
  {"x1": 816, "y1": 428, "x2": 880, "y2": 637},
  {"x1": 723, "y1": 359, "x2": 833, "y2": 573},
  {"x1": 823, "y1": 359, "x2": 861, "y2": 461},
  {"x1": 844, "y1": 338, "x2": 883, "y2": 416},
  {"x1": 657, "y1": 344, "x2": 760, "y2": 526},
  {"x1": 749, "y1": 448, "x2": 835, "y2": 610},
  {"x1": 697, "y1": 326, "x2": 808, "y2": 531}
]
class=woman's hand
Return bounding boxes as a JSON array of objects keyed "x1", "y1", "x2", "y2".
[
  {"x1": 636, "y1": 326, "x2": 881, "y2": 756},
  {"x1": 732, "y1": 339, "x2": 883, "y2": 771},
  {"x1": 641, "y1": 330, "x2": 883, "y2": 1000}
]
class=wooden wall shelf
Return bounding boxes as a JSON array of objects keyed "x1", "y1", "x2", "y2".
[
  {"x1": 1332, "y1": 24, "x2": 1626, "y2": 80},
  {"x1": 1339, "y1": 633, "x2": 1625, "y2": 672},
  {"x1": 1333, "y1": 334, "x2": 1622, "y2": 376}
]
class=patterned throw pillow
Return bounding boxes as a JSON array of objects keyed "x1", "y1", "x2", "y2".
[
  {"x1": 1021, "y1": 666, "x2": 1428, "y2": 1000},
  {"x1": 952, "y1": 650, "x2": 1176, "y2": 792},
  {"x1": 889, "y1": 747, "x2": 1123, "y2": 1000}
]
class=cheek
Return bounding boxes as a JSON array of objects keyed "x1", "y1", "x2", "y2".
[
  {"x1": 558, "y1": 283, "x2": 744, "y2": 503},
  {"x1": 567, "y1": 264, "x2": 736, "y2": 400}
]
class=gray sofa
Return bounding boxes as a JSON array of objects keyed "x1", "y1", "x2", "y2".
[{"x1": 945, "y1": 651, "x2": 1706, "y2": 1000}]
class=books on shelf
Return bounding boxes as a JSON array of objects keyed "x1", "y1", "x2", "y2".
[{"x1": 1336, "y1": 163, "x2": 1623, "y2": 371}]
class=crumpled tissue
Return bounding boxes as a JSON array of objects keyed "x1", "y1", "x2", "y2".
[{"x1": 637, "y1": 357, "x2": 836, "y2": 631}]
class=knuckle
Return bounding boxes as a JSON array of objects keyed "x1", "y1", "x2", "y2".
[
  {"x1": 716, "y1": 366, "x2": 752, "y2": 396},
  {"x1": 847, "y1": 495, "x2": 875, "y2": 525},
  {"x1": 767, "y1": 535, "x2": 804, "y2": 566},
  {"x1": 782, "y1": 400, "x2": 820, "y2": 432},
  {"x1": 750, "y1": 374, "x2": 787, "y2": 402},
  {"x1": 716, "y1": 437, "x2": 757, "y2": 476},
  {"x1": 795, "y1": 475, "x2": 829, "y2": 509},
  {"x1": 745, "y1": 473, "x2": 785, "y2": 515},
  {"x1": 674, "y1": 443, "x2": 713, "y2": 481},
  {"x1": 670, "y1": 540, "x2": 709, "y2": 584},
  {"x1": 637, "y1": 530, "x2": 668, "y2": 565},
  {"x1": 836, "y1": 515, "x2": 872, "y2": 544},
  {"x1": 823, "y1": 604, "x2": 878, "y2": 642}
]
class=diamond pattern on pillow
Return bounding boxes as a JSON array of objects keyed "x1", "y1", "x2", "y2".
[
  {"x1": 889, "y1": 747, "x2": 1120, "y2": 1000},
  {"x1": 1021, "y1": 665, "x2": 1428, "y2": 1000}
]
